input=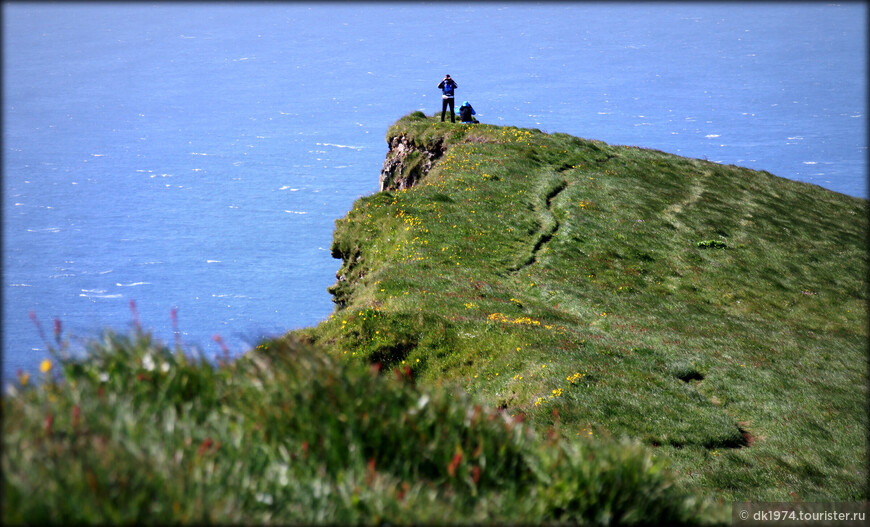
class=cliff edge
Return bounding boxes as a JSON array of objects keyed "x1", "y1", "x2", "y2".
[{"x1": 302, "y1": 112, "x2": 868, "y2": 502}]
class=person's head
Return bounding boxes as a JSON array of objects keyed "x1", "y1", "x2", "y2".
[{"x1": 445, "y1": 74, "x2": 451, "y2": 79}]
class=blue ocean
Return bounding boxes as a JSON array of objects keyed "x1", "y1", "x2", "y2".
[{"x1": 3, "y1": 2, "x2": 866, "y2": 381}]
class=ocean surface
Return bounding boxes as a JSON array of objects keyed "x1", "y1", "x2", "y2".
[{"x1": 3, "y1": 2, "x2": 866, "y2": 382}]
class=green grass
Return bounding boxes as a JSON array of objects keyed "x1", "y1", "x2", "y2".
[
  {"x1": 4, "y1": 112, "x2": 866, "y2": 522},
  {"x1": 297, "y1": 112, "x2": 868, "y2": 502},
  {"x1": 2, "y1": 329, "x2": 724, "y2": 524}
]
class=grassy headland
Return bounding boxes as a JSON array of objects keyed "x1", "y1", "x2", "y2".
[
  {"x1": 297, "y1": 112, "x2": 868, "y2": 501},
  {"x1": 3, "y1": 112, "x2": 865, "y2": 523}
]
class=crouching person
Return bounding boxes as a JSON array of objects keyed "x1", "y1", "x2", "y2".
[{"x1": 459, "y1": 101, "x2": 479, "y2": 124}]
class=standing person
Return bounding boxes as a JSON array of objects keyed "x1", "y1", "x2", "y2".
[{"x1": 438, "y1": 74, "x2": 458, "y2": 122}]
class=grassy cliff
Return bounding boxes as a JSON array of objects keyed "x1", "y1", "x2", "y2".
[
  {"x1": 3, "y1": 113, "x2": 865, "y2": 523},
  {"x1": 297, "y1": 112, "x2": 868, "y2": 501}
]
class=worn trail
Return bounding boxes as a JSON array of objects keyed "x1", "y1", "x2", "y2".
[{"x1": 510, "y1": 178, "x2": 569, "y2": 273}]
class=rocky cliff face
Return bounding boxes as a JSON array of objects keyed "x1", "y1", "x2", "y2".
[{"x1": 378, "y1": 133, "x2": 446, "y2": 192}]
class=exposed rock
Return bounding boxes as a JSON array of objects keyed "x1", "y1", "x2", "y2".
[
  {"x1": 326, "y1": 243, "x2": 363, "y2": 308},
  {"x1": 378, "y1": 134, "x2": 446, "y2": 192}
]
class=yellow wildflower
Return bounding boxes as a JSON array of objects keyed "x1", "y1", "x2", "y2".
[{"x1": 39, "y1": 359, "x2": 52, "y2": 374}]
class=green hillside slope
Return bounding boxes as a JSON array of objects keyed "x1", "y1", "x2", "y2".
[{"x1": 297, "y1": 112, "x2": 868, "y2": 501}]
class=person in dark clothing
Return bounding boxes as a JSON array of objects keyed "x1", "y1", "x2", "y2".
[
  {"x1": 438, "y1": 74, "x2": 458, "y2": 122},
  {"x1": 458, "y1": 101, "x2": 478, "y2": 124}
]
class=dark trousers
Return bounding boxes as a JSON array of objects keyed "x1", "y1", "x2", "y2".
[{"x1": 441, "y1": 97, "x2": 455, "y2": 122}]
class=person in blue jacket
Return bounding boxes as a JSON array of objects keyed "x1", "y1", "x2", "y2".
[
  {"x1": 458, "y1": 101, "x2": 478, "y2": 124},
  {"x1": 438, "y1": 74, "x2": 458, "y2": 122}
]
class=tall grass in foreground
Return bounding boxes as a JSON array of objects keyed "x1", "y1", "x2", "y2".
[{"x1": 2, "y1": 325, "x2": 726, "y2": 524}]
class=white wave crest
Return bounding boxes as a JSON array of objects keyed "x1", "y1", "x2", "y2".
[
  {"x1": 316, "y1": 142, "x2": 363, "y2": 150},
  {"x1": 80, "y1": 293, "x2": 123, "y2": 299}
]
